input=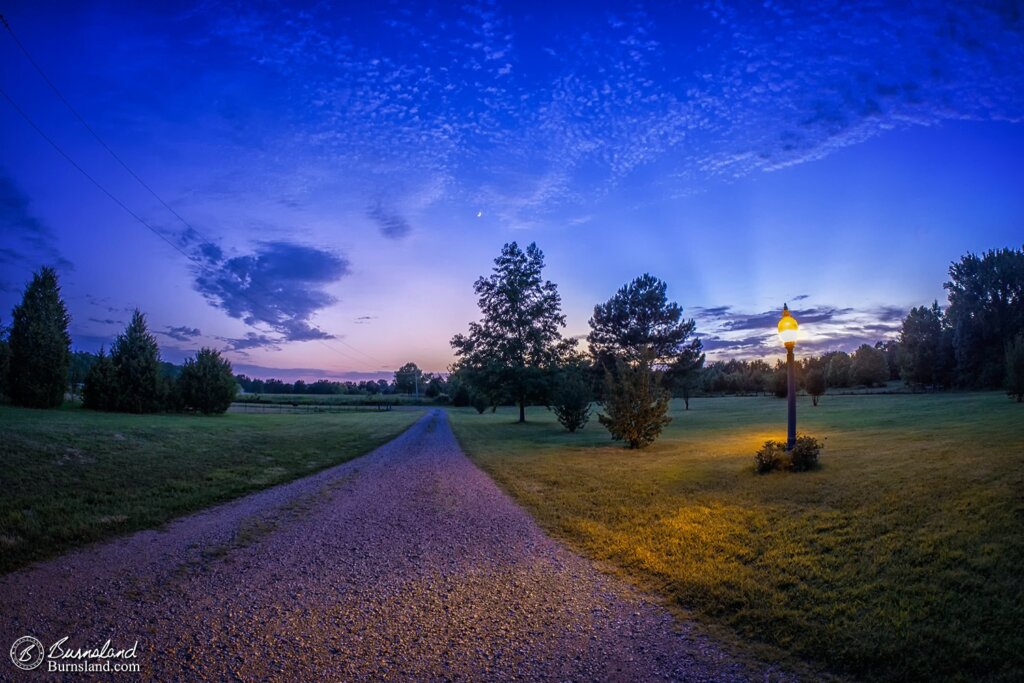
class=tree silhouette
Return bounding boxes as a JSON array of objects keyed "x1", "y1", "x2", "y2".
[
  {"x1": 8, "y1": 267, "x2": 71, "y2": 408},
  {"x1": 451, "y1": 242, "x2": 572, "y2": 423}
]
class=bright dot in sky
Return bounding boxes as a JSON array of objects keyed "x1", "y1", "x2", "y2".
[{"x1": 476, "y1": 211, "x2": 483, "y2": 218}]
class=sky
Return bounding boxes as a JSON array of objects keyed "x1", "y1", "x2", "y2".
[{"x1": 1, "y1": 0, "x2": 1022, "y2": 381}]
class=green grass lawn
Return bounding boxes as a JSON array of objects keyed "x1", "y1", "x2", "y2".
[
  {"x1": 449, "y1": 393, "x2": 1024, "y2": 682},
  {"x1": 0, "y1": 406, "x2": 423, "y2": 574}
]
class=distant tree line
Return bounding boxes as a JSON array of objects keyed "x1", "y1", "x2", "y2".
[{"x1": 234, "y1": 363, "x2": 451, "y2": 399}]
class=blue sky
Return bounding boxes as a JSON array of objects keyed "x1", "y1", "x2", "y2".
[{"x1": 1, "y1": 1, "x2": 1022, "y2": 380}]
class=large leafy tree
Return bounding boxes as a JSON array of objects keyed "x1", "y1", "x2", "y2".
[
  {"x1": 588, "y1": 273, "x2": 704, "y2": 386},
  {"x1": 451, "y1": 242, "x2": 572, "y2": 423},
  {"x1": 8, "y1": 267, "x2": 72, "y2": 408},
  {"x1": 851, "y1": 343, "x2": 889, "y2": 387},
  {"x1": 111, "y1": 309, "x2": 164, "y2": 413},
  {"x1": 898, "y1": 302, "x2": 953, "y2": 389},
  {"x1": 394, "y1": 362, "x2": 421, "y2": 394},
  {"x1": 944, "y1": 246, "x2": 1024, "y2": 387},
  {"x1": 179, "y1": 347, "x2": 237, "y2": 414}
]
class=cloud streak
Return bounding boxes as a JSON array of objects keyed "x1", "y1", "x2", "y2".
[{"x1": 0, "y1": 173, "x2": 73, "y2": 271}]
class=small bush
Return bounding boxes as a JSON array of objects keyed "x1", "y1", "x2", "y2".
[
  {"x1": 755, "y1": 435, "x2": 823, "y2": 473},
  {"x1": 790, "y1": 435, "x2": 823, "y2": 471},
  {"x1": 755, "y1": 440, "x2": 788, "y2": 473},
  {"x1": 549, "y1": 365, "x2": 592, "y2": 433},
  {"x1": 471, "y1": 392, "x2": 489, "y2": 414}
]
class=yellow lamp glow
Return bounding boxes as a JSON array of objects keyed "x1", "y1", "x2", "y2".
[{"x1": 778, "y1": 304, "x2": 799, "y2": 347}]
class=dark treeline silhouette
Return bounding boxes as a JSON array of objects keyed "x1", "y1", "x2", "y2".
[
  {"x1": 1, "y1": 268, "x2": 235, "y2": 415},
  {"x1": 234, "y1": 367, "x2": 450, "y2": 398}
]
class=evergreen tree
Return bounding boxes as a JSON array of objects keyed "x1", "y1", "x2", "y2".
[
  {"x1": 178, "y1": 347, "x2": 237, "y2": 414},
  {"x1": 451, "y1": 242, "x2": 573, "y2": 423},
  {"x1": 598, "y1": 352, "x2": 672, "y2": 449},
  {"x1": 8, "y1": 267, "x2": 72, "y2": 408},
  {"x1": 588, "y1": 273, "x2": 703, "y2": 391},
  {"x1": 110, "y1": 309, "x2": 163, "y2": 413},
  {"x1": 82, "y1": 346, "x2": 118, "y2": 411}
]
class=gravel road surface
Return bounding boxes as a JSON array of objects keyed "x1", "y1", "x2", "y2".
[{"x1": 1, "y1": 410, "x2": 794, "y2": 681}]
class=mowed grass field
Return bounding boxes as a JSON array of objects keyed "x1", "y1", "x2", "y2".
[
  {"x1": 0, "y1": 406, "x2": 423, "y2": 574},
  {"x1": 449, "y1": 393, "x2": 1024, "y2": 682}
]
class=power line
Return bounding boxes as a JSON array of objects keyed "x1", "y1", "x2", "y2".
[
  {"x1": 1, "y1": 12, "x2": 218, "y2": 247},
  {"x1": 0, "y1": 84, "x2": 203, "y2": 265},
  {"x1": 1, "y1": 14, "x2": 389, "y2": 369},
  {"x1": 0, "y1": 83, "x2": 381, "y2": 369}
]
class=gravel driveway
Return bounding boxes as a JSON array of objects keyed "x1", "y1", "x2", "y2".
[{"x1": 1, "y1": 410, "x2": 794, "y2": 681}]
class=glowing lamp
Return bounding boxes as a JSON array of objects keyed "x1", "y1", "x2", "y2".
[{"x1": 778, "y1": 304, "x2": 799, "y2": 347}]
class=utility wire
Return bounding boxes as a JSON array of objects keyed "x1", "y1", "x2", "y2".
[
  {"x1": 1, "y1": 12, "x2": 217, "y2": 247},
  {"x1": 1, "y1": 13, "x2": 389, "y2": 369},
  {"x1": 0, "y1": 84, "x2": 203, "y2": 265},
  {"x1": 0, "y1": 85, "x2": 376, "y2": 369}
]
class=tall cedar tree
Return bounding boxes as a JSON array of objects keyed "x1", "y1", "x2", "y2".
[
  {"x1": 82, "y1": 346, "x2": 118, "y2": 410},
  {"x1": 451, "y1": 242, "x2": 572, "y2": 423},
  {"x1": 598, "y1": 353, "x2": 672, "y2": 449},
  {"x1": 111, "y1": 309, "x2": 164, "y2": 413},
  {"x1": 8, "y1": 267, "x2": 72, "y2": 408},
  {"x1": 944, "y1": 246, "x2": 1024, "y2": 387},
  {"x1": 179, "y1": 347, "x2": 237, "y2": 414},
  {"x1": 588, "y1": 274, "x2": 703, "y2": 391}
]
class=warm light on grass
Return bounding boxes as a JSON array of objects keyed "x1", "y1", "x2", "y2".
[{"x1": 449, "y1": 394, "x2": 1023, "y2": 681}]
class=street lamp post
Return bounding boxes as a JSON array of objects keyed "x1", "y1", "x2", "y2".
[{"x1": 778, "y1": 304, "x2": 799, "y2": 451}]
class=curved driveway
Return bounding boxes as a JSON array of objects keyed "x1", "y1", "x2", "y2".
[{"x1": 1, "y1": 410, "x2": 793, "y2": 681}]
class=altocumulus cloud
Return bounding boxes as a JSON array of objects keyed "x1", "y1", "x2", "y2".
[{"x1": 194, "y1": 241, "x2": 349, "y2": 345}]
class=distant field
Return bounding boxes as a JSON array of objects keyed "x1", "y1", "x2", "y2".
[
  {"x1": 234, "y1": 392, "x2": 438, "y2": 407},
  {"x1": 449, "y1": 393, "x2": 1024, "y2": 682},
  {"x1": 0, "y1": 406, "x2": 423, "y2": 574}
]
